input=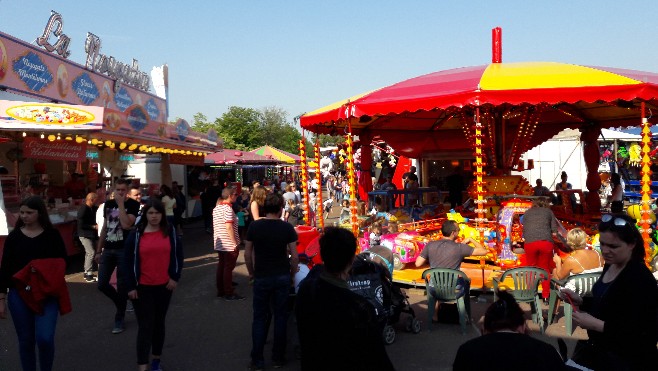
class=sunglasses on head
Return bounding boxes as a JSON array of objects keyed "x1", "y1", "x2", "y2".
[{"x1": 601, "y1": 214, "x2": 630, "y2": 227}]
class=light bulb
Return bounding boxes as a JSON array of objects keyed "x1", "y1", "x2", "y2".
[{"x1": 22, "y1": 132, "x2": 26, "y2": 137}]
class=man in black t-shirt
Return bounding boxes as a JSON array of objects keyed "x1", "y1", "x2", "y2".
[
  {"x1": 244, "y1": 193, "x2": 298, "y2": 370},
  {"x1": 94, "y1": 178, "x2": 140, "y2": 334}
]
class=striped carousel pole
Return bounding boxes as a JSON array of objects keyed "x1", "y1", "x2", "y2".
[
  {"x1": 640, "y1": 102, "x2": 652, "y2": 266},
  {"x1": 299, "y1": 136, "x2": 311, "y2": 226},
  {"x1": 313, "y1": 138, "x2": 324, "y2": 230},
  {"x1": 345, "y1": 131, "x2": 359, "y2": 237}
]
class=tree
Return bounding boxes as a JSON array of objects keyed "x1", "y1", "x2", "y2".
[
  {"x1": 215, "y1": 106, "x2": 263, "y2": 150},
  {"x1": 260, "y1": 106, "x2": 302, "y2": 153},
  {"x1": 190, "y1": 112, "x2": 213, "y2": 133}
]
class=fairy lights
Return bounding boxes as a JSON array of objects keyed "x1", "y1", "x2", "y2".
[
  {"x1": 313, "y1": 139, "x2": 324, "y2": 230},
  {"x1": 345, "y1": 132, "x2": 359, "y2": 237},
  {"x1": 640, "y1": 103, "x2": 652, "y2": 265},
  {"x1": 299, "y1": 138, "x2": 311, "y2": 226}
]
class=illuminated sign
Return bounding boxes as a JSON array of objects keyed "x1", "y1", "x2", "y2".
[
  {"x1": 35, "y1": 11, "x2": 71, "y2": 58},
  {"x1": 84, "y1": 32, "x2": 150, "y2": 91},
  {"x1": 5, "y1": 103, "x2": 95, "y2": 125}
]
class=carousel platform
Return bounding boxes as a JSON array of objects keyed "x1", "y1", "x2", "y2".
[{"x1": 393, "y1": 262, "x2": 520, "y2": 292}]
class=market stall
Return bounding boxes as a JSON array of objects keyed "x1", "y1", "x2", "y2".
[{"x1": 0, "y1": 18, "x2": 219, "y2": 259}]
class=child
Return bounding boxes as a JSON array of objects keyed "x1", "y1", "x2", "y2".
[
  {"x1": 369, "y1": 224, "x2": 382, "y2": 247},
  {"x1": 323, "y1": 197, "x2": 334, "y2": 220},
  {"x1": 339, "y1": 199, "x2": 350, "y2": 224},
  {"x1": 286, "y1": 199, "x2": 304, "y2": 226}
]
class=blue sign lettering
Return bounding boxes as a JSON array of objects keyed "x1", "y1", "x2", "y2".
[
  {"x1": 71, "y1": 73, "x2": 99, "y2": 105},
  {"x1": 114, "y1": 86, "x2": 133, "y2": 112},
  {"x1": 12, "y1": 52, "x2": 53, "y2": 92}
]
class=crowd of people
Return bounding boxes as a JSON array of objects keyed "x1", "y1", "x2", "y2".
[{"x1": 2, "y1": 168, "x2": 658, "y2": 370}]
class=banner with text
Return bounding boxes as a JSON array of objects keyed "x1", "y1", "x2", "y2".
[
  {"x1": 169, "y1": 153, "x2": 204, "y2": 166},
  {"x1": 23, "y1": 137, "x2": 87, "y2": 161}
]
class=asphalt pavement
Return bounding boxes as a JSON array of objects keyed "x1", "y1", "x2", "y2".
[{"x1": 0, "y1": 209, "x2": 582, "y2": 371}]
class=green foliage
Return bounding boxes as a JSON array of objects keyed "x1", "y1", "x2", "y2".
[{"x1": 188, "y1": 106, "x2": 304, "y2": 152}]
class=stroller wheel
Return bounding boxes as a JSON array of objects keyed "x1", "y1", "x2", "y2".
[
  {"x1": 410, "y1": 318, "x2": 422, "y2": 334},
  {"x1": 382, "y1": 325, "x2": 396, "y2": 345}
]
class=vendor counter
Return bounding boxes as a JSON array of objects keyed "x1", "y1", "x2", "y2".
[{"x1": 0, "y1": 208, "x2": 82, "y2": 262}]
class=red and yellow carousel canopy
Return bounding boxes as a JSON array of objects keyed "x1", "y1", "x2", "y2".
[{"x1": 300, "y1": 62, "x2": 658, "y2": 158}]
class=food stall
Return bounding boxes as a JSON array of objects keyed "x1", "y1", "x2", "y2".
[{"x1": 0, "y1": 15, "x2": 219, "y2": 260}]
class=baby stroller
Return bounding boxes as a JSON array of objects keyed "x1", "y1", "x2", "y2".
[{"x1": 347, "y1": 247, "x2": 421, "y2": 345}]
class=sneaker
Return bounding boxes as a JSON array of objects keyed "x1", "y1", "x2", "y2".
[
  {"x1": 111, "y1": 319, "x2": 125, "y2": 334},
  {"x1": 273, "y1": 360, "x2": 286, "y2": 369},
  {"x1": 126, "y1": 301, "x2": 134, "y2": 312},
  {"x1": 224, "y1": 294, "x2": 246, "y2": 301},
  {"x1": 248, "y1": 361, "x2": 264, "y2": 371},
  {"x1": 83, "y1": 274, "x2": 96, "y2": 282},
  {"x1": 151, "y1": 359, "x2": 162, "y2": 371}
]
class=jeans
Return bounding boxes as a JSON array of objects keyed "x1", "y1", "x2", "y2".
[
  {"x1": 79, "y1": 237, "x2": 97, "y2": 275},
  {"x1": 251, "y1": 274, "x2": 291, "y2": 365},
  {"x1": 216, "y1": 250, "x2": 238, "y2": 297},
  {"x1": 7, "y1": 289, "x2": 59, "y2": 371},
  {"x1": 133, "y1": 284, "x2": 173, "y2": 365},
  {"x1": 97, "y1": 249, "x2": 128, "y2": 320}
]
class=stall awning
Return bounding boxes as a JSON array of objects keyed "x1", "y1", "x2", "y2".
[
  {"x1": 205, "y1": 149, "x2": 279, "y2": 165},
  {"x1": 0, "y1": 99, "x2": 219, "y2": 155}
]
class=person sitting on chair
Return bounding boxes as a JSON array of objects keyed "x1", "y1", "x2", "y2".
[
  {"x1": 415, "y1": 220, "x2": 489, "y2": 322},
  {"x1": 453, "y1": 290, "x2": 566, "y2": 370}
]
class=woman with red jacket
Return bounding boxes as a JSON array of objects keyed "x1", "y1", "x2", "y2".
[
  {"x1": 125, "y1": 199, "x2": 183, "y2": 371},
  {"x1": 0, "y1": 196, "x2": 67, "y2": 371}
]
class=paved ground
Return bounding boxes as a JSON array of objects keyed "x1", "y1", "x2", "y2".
[{"x1": 0, "y1": 208, "x2": 584, "y2": 371}]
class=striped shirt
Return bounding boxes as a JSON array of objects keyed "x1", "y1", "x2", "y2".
[{"x1": 213, "y1": 202, "x2": 239, "y2": 251}]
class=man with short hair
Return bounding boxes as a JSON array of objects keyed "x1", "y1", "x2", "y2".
[
  {"x1": 296, "y1": 227, "x2": 394, "y2": 371},
  {"x1": 415, "y1": 220, "x2": 489, "y2": 321},
  {"x1": 95, "y1": 178, "x2": 141, "y2": 334},
  {"x1": 245, "y1": 193, "x2": 298, "y2": 370},
  {"x1": 533, "y1": 179, "x2": 551, "y2": 197},
  {"x1": 415, "y1": 220, "x2": 488, "y2": 270},
  {"x1": 77, "y1": 192, "x2": 99, "y2": 282}
]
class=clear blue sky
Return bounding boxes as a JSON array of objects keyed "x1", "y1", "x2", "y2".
[{"x1": 2, "y1": 1, "x2": 656, "y2": 126}]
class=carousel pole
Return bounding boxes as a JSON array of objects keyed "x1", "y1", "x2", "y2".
[
  {"x1": 640, "y1": 102, "x2": 652, "y2": 266},
  {"x1": 299, "y1": 135, "x2": 311, "y2": 226},
  {"x1": 345, "y1": 123, "x2": 359, "y2": 238},
  {"x1": 313, "y1": 138, "x2": 324, "y2": 230},
  {"x1": 475, "y1": 107, "x2": 488, "y2": 289},
  {"x1": 474, "y1": 107, "x2": 487, "y2": 230}
]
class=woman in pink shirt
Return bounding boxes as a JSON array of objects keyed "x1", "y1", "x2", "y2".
[{"x1": 125, "y1": 199, "x2": 183, "y2": 371}]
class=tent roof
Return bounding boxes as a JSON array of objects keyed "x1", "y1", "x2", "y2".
[
  {"x1": 551, "y1": 128, "x2": 642, "y2": 141},
  {"x1": 205, "y1": 149, "x2": 279, "y2": 165}
]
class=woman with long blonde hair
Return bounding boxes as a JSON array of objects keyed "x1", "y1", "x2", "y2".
[{"x1": 249, "y1": 186, "x2": 268, "y2": 222}]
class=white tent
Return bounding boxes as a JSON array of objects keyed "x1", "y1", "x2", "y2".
[{"x1": 513, "y1": 128, "x2": 641, "y2": 190}]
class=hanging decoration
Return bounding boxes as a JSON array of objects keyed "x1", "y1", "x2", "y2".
[
  {"x1": 474, "y1": 108, "x2": 487, "y2": 231},
  {"x1": 235, "y1": 168, "x2": 242, "y2": 183},
  {"x1": 628, "y1": 142, "x2": 642, "y2": 166},
  {"x1": 313, "y1": 138, "x2": 324, "y2": 230},
  {"x1": 345, "y1": 131, "x2": 359, "y2": 238},
  {"x1": 639, "y1": 102, "x2": 652, "y2": 266},
  {"x1": 299, "y1": 137, "x2": 311, "y2": 226}
]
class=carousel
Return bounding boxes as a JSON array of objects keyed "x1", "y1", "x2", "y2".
[{"x1": 296, "y1": 28, "x2": 658, "y2": 287}]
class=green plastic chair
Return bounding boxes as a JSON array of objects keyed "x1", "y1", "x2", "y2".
[
  {"x1": 422, "y1": 268, "x2": 471, "y2": 334},
  {"x1": 548, "y1": 272, "x2": 601, "y2": 335},
  {"x1": 492, "y1": 266, "x2": 548, "y2": 333}
]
